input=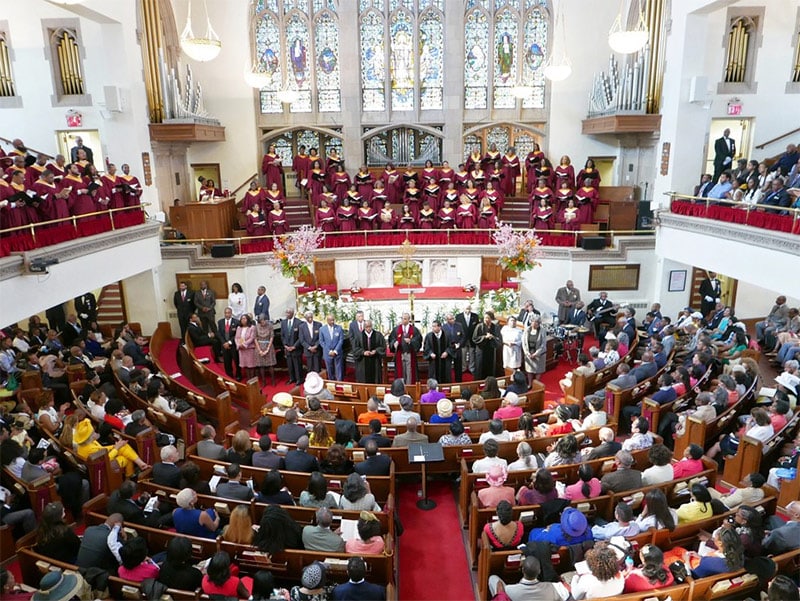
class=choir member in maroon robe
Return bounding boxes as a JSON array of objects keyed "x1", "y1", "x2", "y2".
[
  {"x1": 454, "y1": 164, "x2": 470, "y2": 193},
  {"x1": 421, "y1": 160, "x2": 438, "y2": 186},
  {"x1": 330, "y1": 164, "x2": 349, "y2": 200},
  {"x1": 46, "y1": 155, "x2": 68, "y2": 183},
  {"x1": 344, "y1": 185, "x2": 362, "y2": 208},
  {"x1": 101, "y1": 164, "x2": 126, "y2": 210},
  {"x1": 261, "y1": 144, "x2": 285, "y2": 194},
  {"x1": 402, "y1": 165, "x2": 418, "y2": 189},
  {"x1": 463, "y1": 180, "x2": 480, "y2": 205},
  {"x1": 437, "y1": 199, "x2": 457, "y2": 229},
  {"x1": 267, "y1": 200, "x2": 289, "y2": 235},
  {"x1": 119, "y1": 164, "x2": 143, "y2": 207},
  {"x1": 370, "y1": 180, "x2": 388, "y2": 212},
  {"x1": 357, "y1": 199, "x2": 378, "y2": 230},
  {"x1": 29, "y1": 170, "x2": 63, "y2": 224},
  {"x1": 355, "y1": 165, "x2": 374, "y2": 197},
  {"x1": 315, "y1": 198, "x2": 337, "y2": 232},
  {"x1": 554, "y1": 155, "x2": 575, "y2": 190},
  {"x1": 308, "y1": 148, "x2": 320, "y2": 170},
  {"x1": 418, "y1": 201, "x2": 436, "y2": 229},
  {"x1": 319, "y1": 187, "x2": 338, "y2": 210},
  {"x1": 574, "y1": 178, "x2": 599, "y2": 222},
  {"x1": 466, "y1": 149, "x2": 483, "y2": 174},
  {"x1": 73, "y1": 148, "x2": 91, "y2": 172},
  {"x1": 389, "y1": 313, "x2": 423, "y2": 384},
  {"x1": 246, "y1": 203, "x2": 268, "y2": 236},
  {"x1": 5, "y1": 155, "x2": 26, "y2": 182},
  {"x1": 25, "y1": 154, "x2": 48, "y2": 188},
  {"x1": 242, "y1": 180, "x2": 266, "y2": 214},
  {"x1": 378, "y1": 199, "x2": 397, "y2": 230},
  {"x1": 263, "y1": 183, "x2": 284, "y2": 208},
  {"x1": 292, "y1": 145, "x2": 310, "y2": 194},
  {"x1": 309, "y1": 160, "x2": 326, "y2": 204},
  {"x1": 531, "y1": 197, "x2": 554, "y2": 230},
  {"x1": 63, "y1": 163, "x2": 94, "y2": 217},
  {"x1": 441, "y1": 182, "x2": 459, "y2": 209},
  {"x1": 524, "y1": 143, "x2": 545, "y2": 194},
  {"x1": 576, "y1": 158, "x2": 601, "y2": 190},
  {"x1": 501, "y1": 147, "x2": 521, "y2": 196},
  {"x1": 555, "y1": 178, "x2": 574, "y2": 210},
  {"x1": 0, "y1": 176, "x2": 29, "y2": 229},
  {"x1": 422, "y1": 180, "x2": 440, "y2": 211},
  {"x1": 483, "y1": 143, "x2": 502, "y2": 171},
  {"x1": 398, "y1": 204, "x2": 416, "y2": 229},
  {"x1": 529, "y1": 176, "x2": 554, "y2": 212},
  {"x1": 482, "y1": 181, "x2": 504, "y2": 213},
  {"x1": 488, "y1": 160, "x2": 505, "y2": 194},
  {"x1": 469, "y1": 166, "x2": 486, "y2": 190},
  {"x1": 404, "y1": 180, "x2": 422, "y2": 217},
  {"x1": 438, "y1": 161, "x2": 455, "y2": 189},
  {"x1": 456, "y1": 195, "x2": 478, "y2": 229},
  {"x1": 324, "y1": 149, "x2": 343, "y2": 186},
  {"x1": 86, "y1": 164, "x2": 110, "y2": 214},
  {"x1": 382, "y1": 163, "x2": 402, "y2": 204},
  {"x1": 557, "y1": 199, "x2": 582, "y2": 232},
  {"x1": 535, "y1": 160, "x2": 555, "y2": 190},
  {"x1": 478, "y1": 197, "x2": 497, "y2": 229},
  {"x1": 336, "y1": 197, "x2": 357, "y2": 232},
  {"x1": 199, "y1": 179, "x2": 223, "y2": 201}
]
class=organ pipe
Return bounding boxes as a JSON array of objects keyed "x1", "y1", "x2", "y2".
[{"x1": 0, "y1": 37, "x2": 15, "y2": 97}]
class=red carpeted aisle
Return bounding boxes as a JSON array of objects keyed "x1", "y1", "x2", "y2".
[{"x1": 398, "y1": 481, "x2": 475, "y2": 601}]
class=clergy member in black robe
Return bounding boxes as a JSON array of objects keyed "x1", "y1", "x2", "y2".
[
  {"x1": 353, "y1": 320, "x2": 386, "y2": 384},
  {"x1": 423, "y1": 321, "x2": 454, "y2": 384},
  {"x1": 472, "y1": 313, "x2": 500, "y2": 380},
  {"x1": 442, "y1": 314, "x2": 466, "y2": 382}
]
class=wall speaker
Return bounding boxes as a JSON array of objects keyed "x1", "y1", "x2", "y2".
[
  {"x1": 581, "y1": 236, "x2": 605, "y2": 251},
  {"x1": 210, "y1": 244, "x2": 235, "y2": 258},
  {"x1": 688, "y1": 76, "x2": 708, "y2": 103}
]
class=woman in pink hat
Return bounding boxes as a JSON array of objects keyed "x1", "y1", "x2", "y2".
[{"x1": 477, "y1": 464, "x2": 515, "y2": 508}]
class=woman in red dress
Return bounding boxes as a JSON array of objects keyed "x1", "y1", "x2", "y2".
[
  {"x1": 354, "y1": 165, "x2": 374, "y2": 197},
  {"x1": 501, "y1": 147, "x2": 521, "y2": 196},
  {"x1": 398, "y1": 204, "x2": 416, "y2": 229},
  {"x1": 332, "y1": 165, "x2": 351, "y2": 200},
  {"x1": 378, "y1": 199, "x2": 397, "y2": 230},
  {"x1": 418, "y1": 200, "x2": 436, "y2": 229},
  {"x1": 531, "y1": 197, "x2": 554, "y2": 230},
  {"x1": 267, "y1": 200, "x2": 288, "y2": 235},
  {"x1": 557, "y1": 198, "x2": 582, "y2": 232},
  {"x1": 456, "y1": 194, "x2": 477, "y2": 229},
  {"x1": 261, "y1": 144, "x2": 284, "y2": 193},
  {"x1": 437, "y1": 198, "x2": 457, "y2": 229},
  {"x1": 246, "y1": 203, "x2": 268, "y2": 236},
  {"x1": 315, "y1": 198, "x2": 337, "y2": 232},
  {"x1": 336, "y1": 197, "x2": 357, "y2": 232},
  {"x1": 421, "y1": 160, "x2": 438, "y2": 187},
  {"x1": 478, "y1": 197, "x2": 497, "y2": 229},
  {"x1": 382, "y1": 163, "x2": 402, "y2": 204},
  {"x1": 357, "y1": 199, "x2": 377, "y2": 230},
  {"x1": 576, "y1": 158, "x2": 601, "y2": 190},
  {"x1": 524, "y1": 143, "x2": 545, "y2": 194},
  {"x1": 554, "y1": 155, "x2": 575, "y2": 190}
]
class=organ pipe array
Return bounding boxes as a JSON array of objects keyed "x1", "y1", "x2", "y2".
[
  {"x1": 587, "y1": 49, "x2": 649, "y2": 117},
  {"x1": 0, "y1": 34, "x2": 15, "y2": 97}
]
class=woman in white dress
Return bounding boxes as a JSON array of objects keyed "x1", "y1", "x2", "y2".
[
  {"x1": 227, "y1": 283, "x2": 247, "y2": 320},
  {"x1": 501, "y1": 316, "x2": 523, "y2": 374}
]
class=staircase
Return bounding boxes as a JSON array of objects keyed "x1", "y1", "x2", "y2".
[
  {"x1": 500, "y1": 196, "x2": 531, "y2": 228},
  {"x1": 283, "y1": 193, "x2": 313, "y2": 229},
  {"x1": 96, "y1": 282, "x2": 126, "y2": 328}
]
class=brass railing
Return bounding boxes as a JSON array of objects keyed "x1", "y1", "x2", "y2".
[{"x1": 665, "y1": 192, "x2": 800, "y2": 233}]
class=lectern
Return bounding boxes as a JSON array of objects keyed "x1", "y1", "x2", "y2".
[{"x1": 408, "y1": 442, "x2": 444, "y2": 510}]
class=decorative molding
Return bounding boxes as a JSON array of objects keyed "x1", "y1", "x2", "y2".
[
  {"x1": 581, "y1": 114, "x2": 662, "y2": 135},
  {"x1": 659, "y1": 213, "x2": 800, "y2": 255}
]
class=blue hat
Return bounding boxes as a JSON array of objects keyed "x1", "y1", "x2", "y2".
[{"x1": 561, "y1": 508, "x2": 588, "y2": 537}]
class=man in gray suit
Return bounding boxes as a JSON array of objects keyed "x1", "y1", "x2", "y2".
[
  {"x1": 555, "y1": 280, "x2": 581, "y2": 323},
  {"x1": 197, "y1": 425, "x2": 226, "y2": 460},
  {"x1": 302, "y1": 508, "x2": 345, "y2": 552},
  {"x1": 489, "y1": 556, "x2": 563, "y2": 601},
  {"x1": 215, "y1": 463, "x2": 254, "y2": 501},
  {"x1": 391, "y1": 417, "x2": 429, "y2": 447},
  {"x1": 194, "y1": 280, "x2": 217, "y2": 335}
]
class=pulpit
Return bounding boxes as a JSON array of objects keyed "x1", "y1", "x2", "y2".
[{"x1": 169, "y1": 197, "x2": 236, "y2": 240}]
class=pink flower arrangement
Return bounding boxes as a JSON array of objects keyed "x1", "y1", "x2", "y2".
[
  {"x1": 266, "y1": 225, "x2": 323, "y2": 279},
  {"x1": 492, "y1": 222, "x2": 543, "y2": 273}
]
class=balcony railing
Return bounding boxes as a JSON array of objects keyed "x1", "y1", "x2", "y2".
[{"x1": 665, "y1": 193, "x2": 800, "y2": 236}]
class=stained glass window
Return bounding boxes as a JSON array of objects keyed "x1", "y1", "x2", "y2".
[
  {"x1": 254, "y1": 0, "x2": 341, "y2": 114},
  {"x1": 363, "y1": 126, "x2": 443, "y2": 166},
  {"x1": 263, "y1": 128, "x2": 342, "y2": 165},
  {"x1": 359, "y1": 0, "x2": 444, "y2": 112},
  {"x1": 463, "y1": 0, "x2": 550, "y2": 110}
]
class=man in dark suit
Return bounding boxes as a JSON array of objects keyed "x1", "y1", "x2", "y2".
[
  {"x1": 762, "y1": 177, "x2": 791, "y2": 214},
  {"x1": 298, "y1": 310, "x2": 323, "y2": 374},
  {"x1": 152, "y1": 445, "x2": 181, "y2": 488},
  {"x1": 620, "y1": 308, "x2": 636, "y2": 342},
  {"x1": 516, "y1": 300, "x2": 541, "y2": 328},
  {"x1": 217, "y1": 307, "x2": 241, "y2": 379},
  {"x1": 75, "y1": 513, "x2": 122, "y2": 573},
  {"x1": 193, "y1": 280, "x2": 217, "y2": 335},
  {"x1": 284, "y1": 436, "x2": 319, "y2": 473},
  {"x1": 630, "y1": 351, "x2": 658, "y2": 383},
  {"x1": 70, "y1": 136, "x2": 94, "y2": 164},
  {"x1": 694, "y1": 173, "x2": 714, "y2": 198},
  {"x1": 187, "y1": 314, "x2": 221, "y2": 358},
  {"x1": 423, "y1": 320, "x2": 453, "y2": 384},
  {"x1": 585, "y1": 427, "x2": 623, "y2": 461},
  {"x1": 600, "y1": 450, "x2": 643, "y2": 493},
  {"x1": 276, "y1": 409, "x2": 308, "y2": 443},
  {"x1": 173, "y1": 281, "x2": 195, "y2": 340},
  {"x1": 332, "y1": 557, "x2": 386, "y2": 601},
  {"x1": 197, "y1": 425, "x2": 226, "y2": 460},
  {"x1": 587, "y1": 291, "x2": 617, "y2": 339},
  {"x1": 455, "y1": 304, "x2": 479, "y2": 374},
  {"x1": 358, "y1": 420, "x2": 392, "y2": 449},
  {"x1": 61, "y1": 314, "x2": 83, "y2": 347},
  {"x1": 253, "y1": 285, "x2": 270, "y2": 321},
  {"x1": 107, "y1": 480, "x2": 161, "y2": 527},
  {"x1": 252, "y1": 435, "x2": 285, "y2": 469},
  {"x1": 713, "y1": 128, "x2": 735, "y2": 183},
  {"x1": 354, "y1": 440, "x2": 392, "y2": 476},
  {"x1": 699, "y1": 271, "x2": 722, "y2": 319},
  {"x1": 281, "y1": 308, "x2": 303, "y2": 384},
  {"x1": 74, "y1": 292, "x2": 97, "y2": 328},
  {"x1": 348, "y1": 311, "x2": 365, "y2": 348},
  {"x1": 442, "y1": 313, "x2": 466, "y2": 382},
  {"x1": 215, "y1": 463, "x2": 254, "y2": 501}
]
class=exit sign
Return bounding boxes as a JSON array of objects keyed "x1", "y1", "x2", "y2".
[{"x1": 727, "y1": 104, "x2": 742, "y2": 116}]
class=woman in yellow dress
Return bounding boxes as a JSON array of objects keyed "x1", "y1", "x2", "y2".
[{"x1": 73, "y1": 418, "x2": 149, "y2": 477}]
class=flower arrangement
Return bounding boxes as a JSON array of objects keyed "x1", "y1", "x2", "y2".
[
  {"x1": 492, "y1": 222, "x2": 543, "y2": 273},
  {"x1": 476, "y1": 287, "x2": 520, "y2": 316},
  {"x1": 266, "y1": 225, "x2": 323, "y2": 280},
  {"x1": 298, "y1": 289, "x2": 338, "y2": 319}
]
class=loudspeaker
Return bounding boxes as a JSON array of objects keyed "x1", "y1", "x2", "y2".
[
  {"x1": 581, "y1": 236, "x2": 605, "y2": 251},
  {"x1": 210, "y1": 243, "x2": 235, "y2": 258},
  {"x1": 688, "y1": 76, "x2": 708, "y2": 103}
]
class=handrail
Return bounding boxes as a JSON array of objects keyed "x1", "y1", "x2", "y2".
[
  {"x1": 755, "y1": 127, "x2": 800, "y2": 150},
  {"x1": 665, "y1": 191, "x2": 800, "y2": 218},
  {"x1": 0, "y1": 136, "x2": 54, "y2": 161},
  {"x1": 0, "y1": 203, "x2": 150, "y2": 236},
  {"x1": 230, "y1": 172, "x2": 259, "y2": 198}
]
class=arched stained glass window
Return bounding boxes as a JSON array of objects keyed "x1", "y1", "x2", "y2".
[
  {"x1": 253, "y1": 0, "x2": 341, "y2": 114},
  {"x1": 359, "y1": 0, "x2": 444, "y2": 112},
  {"x1": 464, "y1": 0, "x2": 550, "y2": 110}
]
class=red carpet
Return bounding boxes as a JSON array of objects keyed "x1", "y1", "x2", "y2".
[{"x1": 398, "y1": 481, "x2": 475, "y2": 601}]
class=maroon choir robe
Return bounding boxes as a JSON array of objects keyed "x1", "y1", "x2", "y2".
[
  {"x1": 501, "y1": 153, "x2": 521, "y2": 196},
  {"x1": 336, "y1": 205, "x2": 357, "y2": 232},
  {"x1": 261, "y1": 153, "x2": 285, "y2": 193},
  {"x1": 101, "y1": 174, "x2": 126, "y2": 210},
  {"x1": 554, "y1": 164, "x2": 575, "y2": 190},
  {"x1": 437, "y1": 207, "x2": 456, "y2": 229},
  {"x1": 315, "y1": 206, "x2": 337, "y2": 232},
  {"x1": 456, "y1": 202, "x2": 477, "y2": 229},
  {"x1": 242, "y1": 188, "x2": 267, "y2": 214},
  {"x1": 267, "y1": 208, "x2": 288, "y2": 235},
  {"x1": 246, "y1": 210, "x2": 268, "y2": 236},
  {"x1": 355, "y1": 171, "x2": 375, "y2": 197}
]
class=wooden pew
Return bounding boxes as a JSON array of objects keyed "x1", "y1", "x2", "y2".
[
  {"x1": 564, "y1": 335, "x2": 639, "y2": 403},
  {"x1": 1, "y1": 466, "x2": 59, "y2": 517}
]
